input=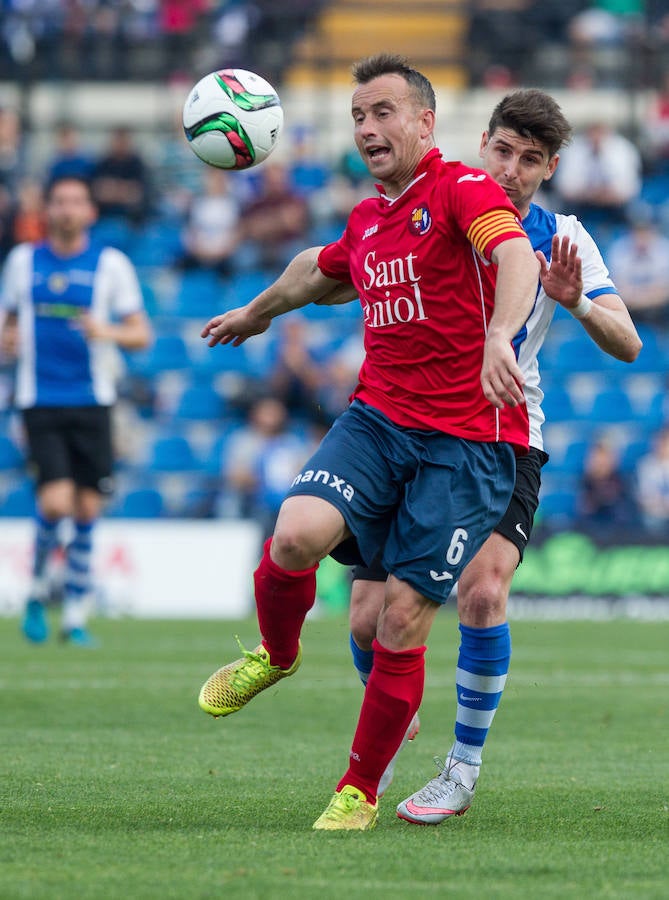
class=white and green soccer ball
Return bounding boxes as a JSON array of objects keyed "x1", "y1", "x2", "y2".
[{"x1": 183, "y1": 68, "x2": 283, "y2": 170}]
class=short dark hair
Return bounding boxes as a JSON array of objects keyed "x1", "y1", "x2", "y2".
[
  {"x1": 487, "y1": 89, "x2": 573, "y2": 158},
  {"x1": 45, "y1": 174, "x2": 93, "y2": 201},
  {"x1": 352, "y1": 53, "x2": 436, "y2": 112}
]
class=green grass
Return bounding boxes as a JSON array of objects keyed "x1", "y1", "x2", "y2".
[{"x1": 1, "y1": 612, "x2": 667, "y2": 899}]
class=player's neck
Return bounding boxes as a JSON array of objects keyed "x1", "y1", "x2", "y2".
[{"x1": 48, "y1": 232, "x2": 88, "y2": 257}]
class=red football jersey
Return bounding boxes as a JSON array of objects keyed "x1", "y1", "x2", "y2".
[{"x1": 318, "y1": 148, "x2": 530, "y2": 453}]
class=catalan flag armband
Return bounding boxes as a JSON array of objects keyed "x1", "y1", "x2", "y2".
[{"x1": 467, "y1": 210, "x2": 527, "y2": 259}]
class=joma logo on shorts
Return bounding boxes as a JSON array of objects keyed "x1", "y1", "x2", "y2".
[{"x1": 291, "y1": 469, "x2": 355, "y2": 501}]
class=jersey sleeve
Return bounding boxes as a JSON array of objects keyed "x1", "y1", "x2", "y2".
[
  {"x1": 447, "y1": 167, "x2": 528, "y2": 259},
  {"x1": 557, "y1": 214, "x2": 617, "y2": 298},
  {"x1": 0, "y1": 245, "x2": 32, "y2": 312},
  {"x1": 99, "y1": 247, "x2": 145, "y2": 318},
  {"x1": 317, "y1": 225, "x2": 354, "y2": 283}
]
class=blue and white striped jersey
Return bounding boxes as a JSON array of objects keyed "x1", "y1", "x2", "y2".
[
  {"x1": 518, "y1": 203, "x2": 617, "y2": 451},
  {"x1": 1, "y1": 240, "x2": 143, "y2": 409}
]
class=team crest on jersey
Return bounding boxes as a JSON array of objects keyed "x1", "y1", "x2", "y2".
[
  {"x1": 409, "y1": 206, "x2": 431, "y2": 235},
  {"x1": 48, "y1": 273, "x2": 69, "y2": 294}
]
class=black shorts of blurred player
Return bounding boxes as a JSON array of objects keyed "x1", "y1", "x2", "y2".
[{"x1": 22, "y1": 405, "x2": 115, "y2": 496}]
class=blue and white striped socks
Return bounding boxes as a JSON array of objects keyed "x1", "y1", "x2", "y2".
[
  {"x1": 32, "y1": 512, "x2": 59, "y2": 580},
  {"x1": 62, "y1": 521, "x2": 95, "y2": 631},
  {"x1": 450, "y1": 622, "x2": 511, "y2": 768}
]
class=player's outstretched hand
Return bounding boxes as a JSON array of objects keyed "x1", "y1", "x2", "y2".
[
  {"x1": 481, "y1": 331, "x2": 526, "y2": 410},
  {"x1": 536, "y1": 234, "x2": 583, "y2": 309},
  {"x1": 201, "y1": 306, "x2": 272, "y2": 347}
]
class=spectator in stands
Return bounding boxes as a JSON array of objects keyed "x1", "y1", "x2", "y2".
[
  {"x1": 154, "y1": 108, "x2": 206, "y2": 221},
  {"x1": 465, "y1": 0, "x2": 534, "y2": 87},
  {"x1": 178, "y1": 167, "x2": 241, "y2": 277},
  {"x1": 288, "y1": 124, "x2": 332, "y2": 197},
  {"x1": 8, "y1": 178, "x2": 46, "y2": 247},
  {"x1": 315, "y1": 151, "x2": 375, "y2": 239},
  {"x1": 211, "y1": 0, "x2": 261, "y2": 71},
  {"x1": 605, "y1": 209, "x2": 669, "y2": 329},
  {"x1": 267, "y1": 315, "x2": 323, "y2": 423},
  {"x1": 565, "y1": 4, "x2": 640, "y2": 88},
  {"x1": 576, "y1": 436, "x2": 638, "y2": 541},
  {"x1": 159, "y1": 0, "x2": 208, "y2": 76},
  {"x1": 0, "y1": 105, "x2": 25, "y2": 201},
  {"x1": 552, "y1": 121, "x2": 642, "y2": 231},
  {"x1": 46, "y1": 120, "x2": 96, "y2": 183},
  {"x1": 635, "y1": 424, "x2": 669, "y2": 537},
  {"x1": 216, "y1": 394, "x2": 312, "y2": 539},
  {"x1": 641, "y1": 68, "x2": 669, "y2": 176},
  {"x1": 238, "y1": 161, "x2": 310, "y2": 274},
  {"x1": 0, "y1": 183, "x2": 13, "y2": 262},
  {"x1": 315, "y1": 324, "x2": 365, "y2": 426},
  {"x1": 91, "y1": 126, "x2": 152, "y2": 227}
]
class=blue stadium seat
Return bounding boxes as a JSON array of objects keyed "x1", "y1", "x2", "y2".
[
  {"x1": 548, "y1": 438, "x2": 590, "y2": 475},
  {"x1": 112, "y1": 487, "x2": 165, "y2": 518},
  {"x1": 91, "y1": 217, "x2": 133, "y2": 252},
  {"x1": 127, "y1": 333, "x2": 191, "y2": 375},
  {"x1": 548, "y1": 336, "x2": 609, "y2": 372},
  {"x1": 128, "y1": 220, "x2": 182, "y2": 268},
  {"x1": 0, "y1": 435, "x2": 24, "y2": 470},
  {"x1": 639, "y1": 172, "x2": 669, "y2": 206},
  {"x1": 537, "y1": 490, "x2": 577, "y2": 524},
  {"x1": 148, "y1": 435, "x2": 199, "y2": 472},
  {"x1": 540, "y1": 385, "x2": 575, "y2": 422},
  {"x1": 619, "y1": 438, "x2": 652, "y2": 473},
  {"x1": 588, "y1": 387, "x2": 634, "y2": 423},
  {"x1": 172, "y1": 269, "x2": 228, "y2": 319},
  {"x1": 231, "y1": 270, "x2": 274, "y2": 303},
  {"x1": 203, "y1": 422, "x2": 243, "y2": 475},
  {"x1": 647, "y1": 391, "x2": 668, "y2": 428},
  {"x1": 0, "y1": 481, "x2": 36, "y2": 517},
  {"x1": 173, "y1": 385, "x2": 225, "y2": 421},
  {"x1": 628, "y1": 328, "x2": 667, "y2": 373}
]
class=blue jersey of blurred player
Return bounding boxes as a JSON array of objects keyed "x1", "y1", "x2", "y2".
[{"x1": 0, "y1": 175, "x2": 152, "y2": 646}]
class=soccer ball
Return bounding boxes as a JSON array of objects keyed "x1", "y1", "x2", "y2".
[{"x1": 183, "y1": 68, "x2": 283, "y2": 170}]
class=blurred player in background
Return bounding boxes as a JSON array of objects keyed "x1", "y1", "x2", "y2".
[
  {"x1": 0, "y1": 175, "x2": 151, "y2": 646},
  {"x1": 344, "y1": 89, "x2": 641, "y2": 825},
  {"x1": 197, "y1": 53, "x2": 540, "y2": 831}
]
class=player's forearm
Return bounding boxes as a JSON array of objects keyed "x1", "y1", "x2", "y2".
[
  {"x1": 248, "y1": 246, "x2": 342, "y2": 319},
  {"x1": 577, "y1": 295, "x2": 642, "y2": 362},
  {"x1": 107, "y1": 313, "x2": 153, "y2": 350},
  {"x1": 0, "y1": 311, "x2": 18, "y2": 357},
  {"x1": 488, "y1": 238, "x2": 539, "y2": 339}
]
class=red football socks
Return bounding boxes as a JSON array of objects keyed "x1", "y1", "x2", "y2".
[
  {"x1": 254, "y1": 538, "x2": 318, "y2": 669},
  {"x1": 337, "y1": 638, "x2": 426, "y2": 802}
]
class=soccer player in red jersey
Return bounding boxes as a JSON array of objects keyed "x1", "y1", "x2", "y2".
[
  {"x1": 348, "y1": 89, "x2": 641, "y2": 825},
  {"x1": 197, "y1": 53, "x2": 539, "y2": 830}
]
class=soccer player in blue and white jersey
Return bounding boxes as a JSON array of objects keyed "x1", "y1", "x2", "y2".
[
  {"x1": 343, "y1": 89, "x2": 643, "y2": 824},
  {"x1": 0, "y1": 175, "x2": 151, "y2": 646}
]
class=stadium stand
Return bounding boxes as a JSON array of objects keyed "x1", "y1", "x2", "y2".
[{"x1": 0, "y1": 2, "x2": 668, "y2": 531}]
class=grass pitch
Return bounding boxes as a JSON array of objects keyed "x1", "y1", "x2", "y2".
[{"x1": 1, "y1": 611, "x2": 667, "y2": 899}]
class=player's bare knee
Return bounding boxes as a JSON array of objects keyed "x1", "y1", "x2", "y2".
[
  {"x1": 349, "y1": 603, "x2": 376, "y2": 650},
  {"x1": 38, "y1": 483, "x2": 74, "y2": 521},
  {"x1": 270, "y1": 529, "x2": 320, "y2": 570},
  {"x1": 377, "y1": 580, "x2": 437, "y2": 649},
  {"x1": 457, "y1": 573, "x2": 507, "y2": 626}
]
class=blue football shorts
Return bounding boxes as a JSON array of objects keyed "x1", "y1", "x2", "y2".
[
  {"x1": 285, "y1": 399, "x2": 516, "y2": 604},
  {"x1": 352, "y1": 445, "x2": 549, "y2": 582}
]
